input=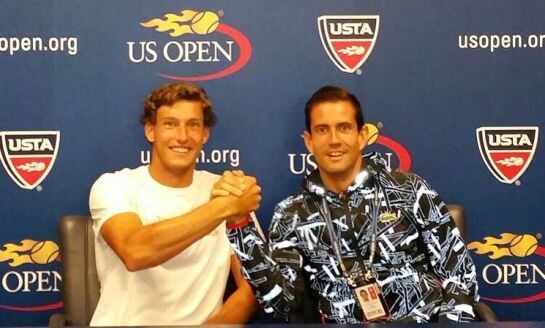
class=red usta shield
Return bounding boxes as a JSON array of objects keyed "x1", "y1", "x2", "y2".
[
  {"x1": 476, "y1": 127, "x2": 538, "y2": 184},
  {"x1": 0, "y1": 131, "x2": 60, "y2": 189},
  {"x1": 318, "y1": 15, "x2": 379, "y2": 73}
]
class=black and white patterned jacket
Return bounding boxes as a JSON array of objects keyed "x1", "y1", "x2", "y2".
[{"x1": 228, "y1": 153, "x2": 479, "y2": 323}]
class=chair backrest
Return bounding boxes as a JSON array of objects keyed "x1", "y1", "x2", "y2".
[
  {"x1": 446, "y1": 204, "x2": 499, "y2": 322},
  {"x1": 58, "y1": 215, "x2": 100, "y2": 326}
]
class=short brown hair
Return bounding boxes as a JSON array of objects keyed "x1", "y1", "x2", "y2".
[
  {"x1": 141, "y1": 83, "x2": 217, "y2": 127},
  {"x1": 305, "y1": 85, "x2": 364, "y2": 132}
]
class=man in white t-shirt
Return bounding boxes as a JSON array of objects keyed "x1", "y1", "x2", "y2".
[{"x1": 89, "y1": 83, "x2": 259, "y2": 326}]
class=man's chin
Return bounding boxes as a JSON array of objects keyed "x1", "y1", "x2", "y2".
[
  {"x1": 319, "y1": 165, "x2": 351, "y2": 176},
  {"x1": 165, "y1": 159, "x2": 197, "y2": 172}
]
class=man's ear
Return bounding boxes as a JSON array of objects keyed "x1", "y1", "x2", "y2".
[
  {"x1": 359, "y1": 124, "x2": 369, "y2": 151},
  {"x1": 202, "y1": 127, "x2": 210, "y2": 144},
  {"x1": 144, "y1": 122, "x2": 155, "y2": 143},
  {"x1": 303, "y1": 130, "x2": 314, "y2": 155}
]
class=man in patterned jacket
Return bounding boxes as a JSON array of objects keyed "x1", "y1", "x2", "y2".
[{"x1": 223, "y1": 86, "x2": 479, "y2": 323}]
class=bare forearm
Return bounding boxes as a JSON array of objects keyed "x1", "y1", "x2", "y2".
[
  {"x1": 103, "y1": 176, "x2": 260, "y2": 271},
  {"x1": 123, "y1": 197, "x2": 232, "y2": 271},
  {"x1": 205, "y1": 285, "x2": 258, "y2": 324}
]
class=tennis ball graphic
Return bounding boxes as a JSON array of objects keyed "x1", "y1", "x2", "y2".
[
  {"x1": 509, "y1": 234, "x2": 538, "y2": 257},
  {"x1": 190, "y1": 11, "x2": 220, "y2": 35},
  {"x1": 34, "y1": 162, "x2": 46, "y2": 171},
  {"x1": 365, "y1": 123, "x2": 379, "y2": 145},
  {"x1": 30, "y1": 241, "x2": 59, "y2": 264}
]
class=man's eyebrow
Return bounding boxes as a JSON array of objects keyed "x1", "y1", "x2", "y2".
[
  {"x1": 312, "y1": 124, "x2": 329, "y2": 128},
  {"x1": 160, "y1": 116, "x2": 179, "y2": 121}
]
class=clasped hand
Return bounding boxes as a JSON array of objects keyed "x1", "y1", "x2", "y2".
[{"x1": 211, "y1": 170, "x2": 261, "y2": 224}]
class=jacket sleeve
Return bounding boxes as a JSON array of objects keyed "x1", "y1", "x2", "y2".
[
  {"x1": 410, "y1": 174, "x2": 479, "y2": 322},
  {"x1": 227, "y1": 205, "x2": 309, "y2": 322}
]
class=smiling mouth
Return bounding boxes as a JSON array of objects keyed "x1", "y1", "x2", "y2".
[
  {"x1": 327, "y1": 151, "x2": 345, "y2": 159},
  {"x1": 170, "y1": 146, "x2": 191, "y2": 154}
]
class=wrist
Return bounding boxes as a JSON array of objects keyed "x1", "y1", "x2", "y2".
[{"x1": 211, "y1": 197, "x2": 237, "y2": 219}]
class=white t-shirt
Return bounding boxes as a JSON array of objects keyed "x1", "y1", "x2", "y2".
[{"x1": 88, "y1": 166, "x2": 231, "y2": 326}]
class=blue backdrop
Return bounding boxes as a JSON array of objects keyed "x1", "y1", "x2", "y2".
[{"x1": 0, "y1": 0, "x2": 544, "y2": 325}]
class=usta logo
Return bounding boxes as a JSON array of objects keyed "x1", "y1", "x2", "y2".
[
  {"x1": 476, "y1": 127, "x2": 538, "y2": 184},
  {"x1": 487, "y1": 134, "x2": 532, "y2": 147},
  {"x1": 329, "y1": 22, "x2": 374, "y2": 36},
  {"x1": 0, "y1": 131, "x2": 60, "y2": 190},
  {"x1": 318, "y1": 15, "x2": 379, "y2": 74},
  {"x1": 7, "y1": 138, "x2": 54, "y2": 152}
]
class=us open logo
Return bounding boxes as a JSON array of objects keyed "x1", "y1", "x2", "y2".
[
  {"x1": 476, "y1": 127, "x2": 538, "y2": 184},
  {"x1": 0, "y1": 131, "x2": 60, "y2": 190},
  {"x1": 127, "y1": 9, "x2": 252, "y2": 81},
  {"x1": 318, "y1": 15, "x2": 379, "y2": 74},
  {"x1": 469, "y1": 232, "x2": 545, "y2": 303},
  {"x1": 0, "y1": 239, "x2": 62, "y2": 311}
]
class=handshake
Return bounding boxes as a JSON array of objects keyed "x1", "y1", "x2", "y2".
[{"x1": 211, "y1": 170, "x2": 262, "y2": 225}]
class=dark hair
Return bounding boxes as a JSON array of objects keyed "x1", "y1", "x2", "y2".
[
  {"x1": 141, "y1": 83, "x2": 217, "y2": 127},
  {"x1": 304, "y1": 85, "x2": 364, "y2": 132}
]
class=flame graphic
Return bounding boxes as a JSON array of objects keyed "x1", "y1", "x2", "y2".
[
  {"x1": 338, "y1": 46, "x2": 366, "y2": 56},
  {"x1": 0, "y1": 240, "x2": 59, "y2": 266},
  {"x1": 468, "y1": 233, "x2": 539, "y2": 259},
  {"x1": 496, "y1": 157, "x2": 524, "y2": 167},
  {"x1": 16, "y1": 162, "x2": 46, "y2": 172},
  {"x1": 141, "y1": 10, "x2": 220, "y2": 36}
]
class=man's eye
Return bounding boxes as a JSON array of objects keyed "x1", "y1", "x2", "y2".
[
  {"x1": 340, "y1": 125, "x2": 351, "y2": 132},
  {"x1": 189, "y1": 122, "x2": 202, "y2": 128},
  {"x1": 316, "y1": 127, "x2": 327, "y2": 134},
  {"x1": 164, "y1": 121, "x2": 175, "y2": 127}
]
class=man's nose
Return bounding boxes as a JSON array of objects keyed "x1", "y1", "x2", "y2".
[
  {"x1": 175, "y1": 126, "x2": 189, "y2": 142},
  {"x1": 328, "y1": 128, "x2": 341, "y2": 145}
]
